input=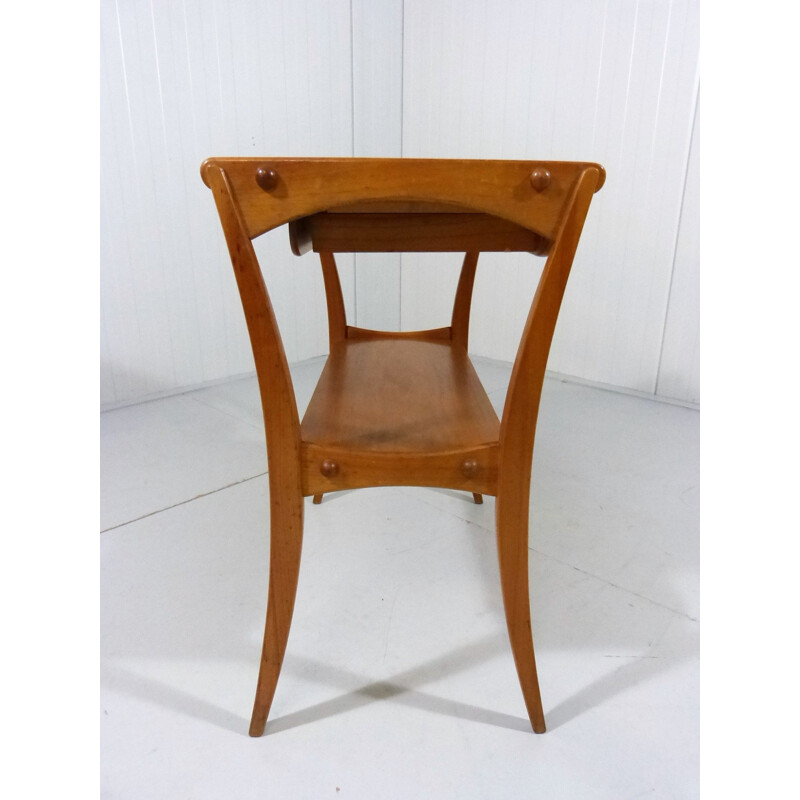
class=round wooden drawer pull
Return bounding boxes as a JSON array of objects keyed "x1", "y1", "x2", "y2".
[
  {"x1": 530, "y1": 168, "x2": 551, "y2": 192},
  {"x1": 256, "y1": 167, "x2": 279, "y2": 192},
  {"x1": 320, "y1": 459, "x2": 339, "y2": 478},
  {"x1": 461, "y1": 459, "x2": 479, "y2": 478}
]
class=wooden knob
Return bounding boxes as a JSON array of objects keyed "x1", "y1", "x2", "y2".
[
  {"x1": 320, "y1": 459, "x2": 339, "y2": 478},
  {"x1": 461, "y1": 459, "x2": 479, "y2": 478},
  {"x1": 530, "y1": 168, "x2": 551, "y2": 192},
  {"x1": 255, "y1": 167, "x2": 279, "y2": 192}
]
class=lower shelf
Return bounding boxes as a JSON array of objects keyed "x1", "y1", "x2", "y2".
[
  {"x1": 299, "y1": 337, "x2": 501, "y2": 495},
  {"x1": 301, "y1": 337, "x2": 500, "y2": 453}
]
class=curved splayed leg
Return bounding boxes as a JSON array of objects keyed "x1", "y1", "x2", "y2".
[
  {"x1": 249, "y1": 490, "x2": 304, "y2": 737},
  {"x1": 495, "y1": 489, "x2": 546, "y2": 733}
]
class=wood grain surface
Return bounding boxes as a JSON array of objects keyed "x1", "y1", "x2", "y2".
[{"x1": 202, "y1": 156, "x2": 604, "y2": 737}]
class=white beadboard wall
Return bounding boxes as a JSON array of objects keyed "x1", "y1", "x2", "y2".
[
  {"x1": 100, "y1": 0, "x2": 354, "y2": 406},
  {"x1": 351, "y1": 0, "x2": 404, "y2": 331},
  {"x1": 400, "y1": 0, "x2": 700, "y2": 401},
  {"x1": 100, "y1": 0, "x2": 700, "y2": 407},
  {"x1": 657, "y1": 94, "x2": 699, "y2": 404}
]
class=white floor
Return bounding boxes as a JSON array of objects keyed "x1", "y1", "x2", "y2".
[{"x1": 100, "y1": 356, "x2": 699, "y2": 799}]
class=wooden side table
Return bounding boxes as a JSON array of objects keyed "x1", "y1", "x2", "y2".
[{"x1": 201, "y1": 157, "x2": 605, "y2": 736}]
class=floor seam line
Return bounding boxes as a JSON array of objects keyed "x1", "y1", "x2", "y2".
[
  {"x1": 392, "y1": 490, "x2": 697, "y2": 622},
  {"x1": 100, "y1": 471, "x2": 268, "y2": 533},
  {"x1": 532, "y1": 547, "x2": 698, "y2": 622},
  {"x1": 187, "y1": 394, "x2": 265, "y2": 432}
]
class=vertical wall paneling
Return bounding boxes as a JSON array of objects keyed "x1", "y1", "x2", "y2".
[
  {"x1": 102, "y1": 0, "x2": 180, "y2": 398},
  {"x1": 657, "y1": 94, "x2": 699, "y2": 404},
  {"x1": 400, "y1": 0, "x2": 700, "y2": 400},
  {"x1": 100, "y1": 0, "x2": 354, "y2": 406},
  {"x1": 247, "y1": 0, "x2": 354, "y2": 364},
  {"x1": 101, "y1": 0, "x2": 700, "y2": 407},
  {"x1": 177, "y1": 0, "x2": 244, "y2": 382},
  {"x1": 350, "y1": 0, "x2": 404, "y2": 330},
  {"x1": 100, "y1": 21, "x2": 137, "y2": 403}
]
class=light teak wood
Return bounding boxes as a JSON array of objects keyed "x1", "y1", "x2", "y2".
[
  {"x1": 289, "y1": 212, "x2": 550, "y2": 255},
  {"x1": 201, "y1": 156, "x2": 604, "y2": 737}
]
